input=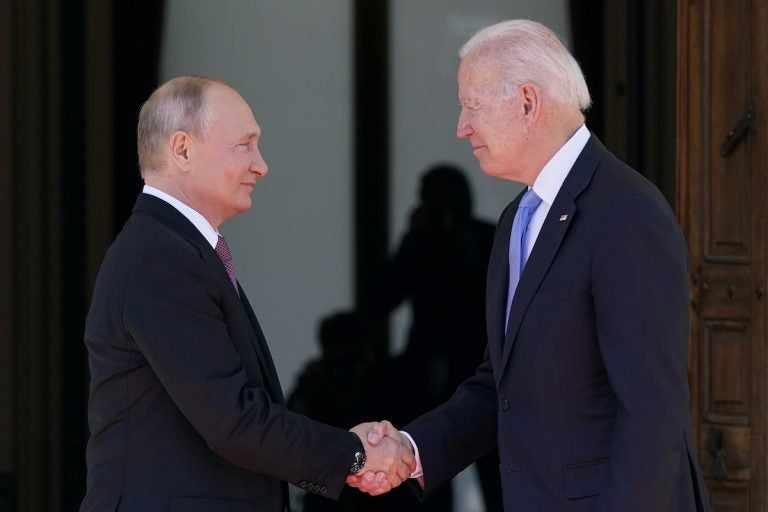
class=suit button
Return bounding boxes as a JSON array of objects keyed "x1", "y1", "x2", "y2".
[
  {"x1": 320, "y1": 486, "x2": 328, "y2": 495},
  {"x1": 500, "y1": 399, "x2": 510, "y2": 411}
]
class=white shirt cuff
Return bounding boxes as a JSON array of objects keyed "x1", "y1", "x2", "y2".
[{"x1": 400, "y1": 431, "x2": 424, "y2": 478}]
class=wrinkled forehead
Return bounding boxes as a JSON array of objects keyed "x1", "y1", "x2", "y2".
[{"x1": 458, "y1": 56, "x2": 502, "y2": 93}]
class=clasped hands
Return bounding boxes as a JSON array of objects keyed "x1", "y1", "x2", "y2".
[{"x1": 347, "y1": 420, "x2": 414, "y2": 495}]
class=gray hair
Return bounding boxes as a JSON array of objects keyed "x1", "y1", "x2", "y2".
[
  {"x1": 137, "y1": 75, "x2": 231, "y2": 177},
  {"x1": 459, "y1": 19, "x2": 591, "y2": 111}
]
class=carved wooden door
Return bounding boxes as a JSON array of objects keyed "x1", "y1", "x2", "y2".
[{"x1": 677, "y1": 0, "x2": 767, "y2": 510}]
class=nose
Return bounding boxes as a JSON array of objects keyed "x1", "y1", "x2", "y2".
[
  {"x1": 456, "y1": 111, "x2": 473, "y2": 139},
  {"x1": 250, "y1": 148, "x2": 268, "y2": 177}
]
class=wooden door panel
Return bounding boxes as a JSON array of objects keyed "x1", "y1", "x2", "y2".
[
  {"x1": 702, "y1": 321, "x2": 750, "y2": 422},
  {"x1": 710, "y1": 485, "x2": 750, "y2": 511},
  {"x1": 700, "y1": 425, "x2": 751, "y2": 482},
  {"x1": 679, "y1": 0, "x2": 766, "y2": 510},
  {"x1": 706, "y1": 0, "x2": 753, "y2": 263},
  {"x1": 694, "y1": 267, "x2": 753, "y2": 317}
]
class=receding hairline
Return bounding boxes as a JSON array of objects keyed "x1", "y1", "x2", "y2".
[
  {"x1": 151, "y1": 75, "x2": 240, "y2": 129},
  {"x1": 155, "y1": 74, "x2": 234, "y2": 98}
]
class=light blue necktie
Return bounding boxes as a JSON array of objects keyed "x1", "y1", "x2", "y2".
[{"x1": 505, "y1": 188, "x2": 542, "y2": 331}]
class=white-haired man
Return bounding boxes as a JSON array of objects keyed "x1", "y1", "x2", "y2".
[{"x1": 350, "y1": 19, "x2": 710, "y2": 512}]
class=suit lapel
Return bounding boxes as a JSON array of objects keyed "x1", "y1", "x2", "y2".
[
  {"x1": 198, "y1": 248, "x2": 283, "y2": 401},
  {"x1": 496, "y1": 135, "x2": 607, "y2": 376},
  {"x1": 500, "y1": 197, "x2": 577, "y2": 366},
  {"x1": 486, "y1": 195, "x2": 521, "y2": 378},
  {"x1": 133, "y1": 193, "x2": 285, "y2": 404},
  {"x1": 134, "y1": 194, "x2": 235, "y2": 291},
  {"x1": 238, "y1": 289, "x2": 286, "y2": 404}
]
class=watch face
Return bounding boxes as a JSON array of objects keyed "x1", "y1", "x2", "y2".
[{"x1": 350, "y1": 450, "x2": 367, "y2": 474}]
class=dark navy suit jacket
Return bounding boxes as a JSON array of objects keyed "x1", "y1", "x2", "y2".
[
  {"x1": 81, "y1": 194, "x2": 357, "y2": 512},
  {"x1": 405, "y1": 135, "x2": 710, "y2": 511}
]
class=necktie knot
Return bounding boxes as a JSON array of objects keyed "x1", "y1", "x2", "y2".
[
  {"x1": 215, "y1": 235, "x2": 239, "y2": 295},
  {"x1": 519, "y1": 188, "x2": 543, "y2": 212}
]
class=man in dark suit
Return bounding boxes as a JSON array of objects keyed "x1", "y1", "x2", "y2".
[
  {"x1": 349, "y1": 20, "x2": 710, "y2": 511},
  {"x1": 80, "y1": 75, "x2": 414, "y2": 512}
]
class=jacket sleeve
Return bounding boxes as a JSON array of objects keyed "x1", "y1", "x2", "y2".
[{"x1": 403, "y1": 351, "x2": 498, "y2": 495}]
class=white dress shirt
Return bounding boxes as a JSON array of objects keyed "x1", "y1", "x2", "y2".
[{"x1": 524, "y1": 124, "x2": 590, "y2": 260}]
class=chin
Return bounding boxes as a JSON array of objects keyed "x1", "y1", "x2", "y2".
[
  {"x1": 479, "y1": 164, "x2": 502, "y2": 178},
  {"x1": 231, "y1": 200, "x2": 252, "y2": 216}
]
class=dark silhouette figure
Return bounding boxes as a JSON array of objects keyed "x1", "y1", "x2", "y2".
[
  {"x1": 288, "y1": 311, "x2": 379, "y2": 512},
  {"x1": 289, "y1": 311, "x2": 376, "y2": 429},
  {"x1": 377, "y1": 164, "x2": 503, "y2": 512}
]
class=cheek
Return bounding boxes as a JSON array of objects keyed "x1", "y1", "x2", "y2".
[
  {"x1": 221, "y1": 158, "x2": 248, "y2": 184},
  {"x1": 478, "y1": 114, "x2": 503, "y2": 139},
  {"x1": 492, "y1": 118, "x2": 521, "y2": 148}
]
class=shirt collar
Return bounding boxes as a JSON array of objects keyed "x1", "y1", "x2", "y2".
[
  {"x1": 142, "y1": 184, "x2": 219, "y2": 249},
  {"x1": 531, "y1": 124, "x2": 590, "y2": 206}
]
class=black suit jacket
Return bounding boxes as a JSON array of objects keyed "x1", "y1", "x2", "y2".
[
  {"x1": 81, "y1": 194, "x2": 357, "y2": 512},
  {"x1": 405, "y1": 135, "x2": 710, "y2": 511}
]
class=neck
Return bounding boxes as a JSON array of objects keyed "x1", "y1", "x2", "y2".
[
  {"x1": 519, "y1": 112, "x2": 583, "y2": 186},
  {"x1": 144, "y1": 173, "x2": 222, "y2": 229},
  {"x1": 145, "y1": 174, "x2": 184, "y2": 204}
]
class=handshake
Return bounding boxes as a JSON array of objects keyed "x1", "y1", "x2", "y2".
[{"x1": 347, "y1": 420, "x2": 421, "y2": 495}]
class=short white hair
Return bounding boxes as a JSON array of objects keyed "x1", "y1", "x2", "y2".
[
  {"x1": 136, "y1": 75, "x2": 230, "y2": 177},
  {"x1": 459, "y1": 19, "x2": 591, "y2": 111}
]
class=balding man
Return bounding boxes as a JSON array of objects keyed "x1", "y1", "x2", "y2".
[{"x1": 81, "y1": 75, "x2": 413, "y2": 512}]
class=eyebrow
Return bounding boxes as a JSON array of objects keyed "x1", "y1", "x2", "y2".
[{"x1": 239, "y1": 131, "x2": 260, "y2": 141}]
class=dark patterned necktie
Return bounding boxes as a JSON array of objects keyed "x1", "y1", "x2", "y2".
[{"x1": 215, "y1": 235, "x2": 239, "y2": 296}]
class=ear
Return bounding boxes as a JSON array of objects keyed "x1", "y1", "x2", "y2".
[
  {"x1": 519, "y1": 83, "x2": 541, "y2": 122},
  {"x1": 169, "y1": 131, "x2": 193, "y2": 172}
]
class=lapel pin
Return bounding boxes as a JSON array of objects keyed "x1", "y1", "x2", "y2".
[{"x1": 559, "y1": 214, "x2": 568, "y2": 222}]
